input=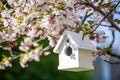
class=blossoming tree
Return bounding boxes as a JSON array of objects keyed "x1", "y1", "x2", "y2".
[{"x1": 0, "y1": 0, "x2": 120, "y2": 69}]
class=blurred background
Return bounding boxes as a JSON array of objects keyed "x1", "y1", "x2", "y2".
[{"x1": 0, "y1": 53, "x2": 95, "y2": 80}]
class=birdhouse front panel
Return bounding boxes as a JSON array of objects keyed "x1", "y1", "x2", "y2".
[{"x1": 58, "y1": 40, "x2": 80, "y2": 70}]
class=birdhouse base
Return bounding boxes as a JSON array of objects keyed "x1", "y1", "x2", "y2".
[{"x1": 58, "y1": 66, "x2": 94, "y2": 72}]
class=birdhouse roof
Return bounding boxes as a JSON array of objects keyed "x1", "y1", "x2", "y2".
[{"x1": 54, "y1": 30, "x2": 96, "y2": 53}]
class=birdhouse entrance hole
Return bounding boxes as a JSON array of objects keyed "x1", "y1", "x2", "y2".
[{"x1": 65, "y1": 46, "x2": 72, "y2": 56}]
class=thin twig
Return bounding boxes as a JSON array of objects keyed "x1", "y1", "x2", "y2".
[
  {"x1": 109, "y1": 15, "x2": 115, "y2": 48},
  {"x1": 27, "y1": 17, "x2": 42, "y2": 25},
  {"x1": 99, "y1": 48, "x2": 120, "y2": 64},
  {"x1": 11, "y1": 55, "x2": 21, "y2": 60},
  {"x1": 81, "y1": 11, "x2": 93, "y2": 26},
  {"x1": 103, "y1": 60, "x2": 120, "y2": 64},
  {"x1": 9, "y1": 50, "x2": 14, "y2": 57},
  {"x1": 91, "y1": 17, "x2": 105, "y2": 32},
  {"x1": 109, "y1": 31, "x2": 115, "y2": 48},
  {"x1": 100, "y1": 24, "x2": 109, "y2": 27},
  {"x1": 90, "y1": 1, "x2": 120, "y2": 32},
  {"x1": 84, "y1": 1, "x2": 120, "y2": 32},
  {"x1": 107, "y1": 52, "x2": 120, "y2": 59}
]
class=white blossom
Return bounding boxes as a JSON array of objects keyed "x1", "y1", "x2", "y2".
[{"x1": 20, "y1": 47, "x2": 43, "y2": 68}]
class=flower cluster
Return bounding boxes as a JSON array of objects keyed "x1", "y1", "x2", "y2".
[
  {"x1": 20, "y1": 46, "x2": 43, "y2": 68},
  {"x1": 0, "y1": 0, "x2": 83, "y2": 69},
  {"x1": 0, "y1": 0, "x2": 81, "y2": 47},
  {"x1": 89, "y1": 31, "x2": 106, "y2": 43}
]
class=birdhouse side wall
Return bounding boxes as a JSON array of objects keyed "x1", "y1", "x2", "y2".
[{"x1": 78, "y1": 49, "x2": 94, "y2": 70}]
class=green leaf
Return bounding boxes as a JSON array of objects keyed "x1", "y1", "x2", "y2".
[
  {"x1": 17, "y1": 16, "x2": 23, "y2": 23},
  {"x1": 0, "y1": 55, "x2": 9, "y2": 63},
  {"x1": 0, "y1": 3, "x2": 3, "y2": 9},
  {"x1": 77, "y1": 27, "x2": 83, "y2": 31},
  {"x1": 11, "y1": 13, "x2": 15, "y2": 17},
  {"x1": 104, "y1": 47, "x2": 111, "y2": 53},
  {"x1": 23, "y1": 12, "x2": 29, "y2": 16},
  {"x1": 82, "y1": 33, "x2": 88, "y2": 40},
  {"x1": 0, "y1": 17, "x2": 2, "y2": 21},
  {"x1": 39, "y1": 13, "x2": 45, "y2": 18},
  {"x1": 83, "y1": 24, "x2": 90, "y2": 31},
  {"x1": 104, "y1": 3, "x2": 111, "y2": 7},
  {"x1": 54, "y1": 3, "x2": 65, "y2": 10},
  {"x1": 79, "y1": 16, "x2": 83, "y2": 19},
  {"x1": 96, "y1": 46, "x2": 101, "y2": 50},
  {"x1": 34, "y1": 8, "x2": 39, "y2": 12},
  {"x1": 114, "y1": 19, "x2": 120, "y2": 24},
  {"x1": 87, "y1": 20, "x2": 94, "y2": 25},
  {"x1": 46, "y1": 8, "x2": 53, "y2": 15}
]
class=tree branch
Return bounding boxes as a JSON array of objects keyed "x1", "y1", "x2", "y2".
[
  {"x1": 81, "y1": 11, "x2": 93, "y2": 26},
  {"x1": 84, "y1": 1, "x2": 120, "y2": 32},
  {"x1": 90, "y1": 1, "x2": 119, "y2": 32},
  {"x1": 27, "y1": 17, "x2": 42, "y2": 25},
  {"x1": 103, "y1": 60, "x2": 120, "y2": 64},
  {"x1": 107, "y1": 52, "x2": 120, "y2": 59},
  {"x1": 91, "y1": 17, "x2": 105, "y2": 32},
  {"x1": 11, "y1": 55, "x2": 21, "y2": 60},
  {"x1": 109, "y1": 31, "x2": 115, "y2": 48},
  {"x1": 9, "y1": 50, "x2": 14, "y2": 57},
  {"x1": 109, "y1": 11, "x2": 115, "y2": 48},
  {"x1": 100, "y1": 49, "x2": 120, "y2": 64}
]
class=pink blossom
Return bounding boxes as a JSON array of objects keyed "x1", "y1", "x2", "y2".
[{"x1": 49, "y1": 18, "x2": 55, "y2": 24}]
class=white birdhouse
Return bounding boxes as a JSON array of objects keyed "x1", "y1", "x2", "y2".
[{"x1": 53, "y1": 30, "x2": 96, "y2": 72}]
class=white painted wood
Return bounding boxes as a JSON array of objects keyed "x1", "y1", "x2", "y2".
[{"x1": 53, "y1": 30, "x2": 96, "y2": 72}]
